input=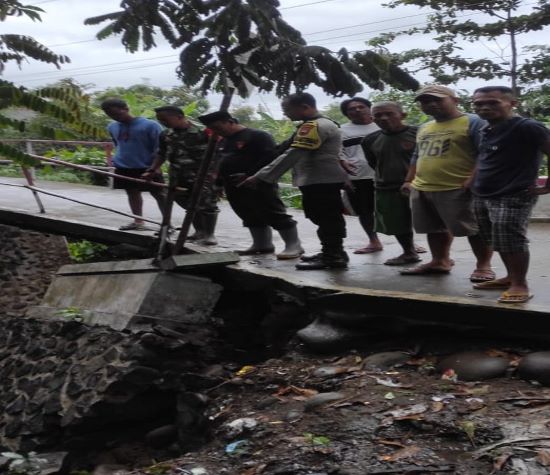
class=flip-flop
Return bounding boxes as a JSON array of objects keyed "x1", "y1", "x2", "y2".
[
  {"x1": 384, "y1": 255, "x2": 422, "y2": 266},
  {"x1": 470, "y1": 269, "x2": 496, "y2": 283},
  {"x1": 473, "y1": 280, "x2": 510, "y2": 290},
  {"x1": 400, "y1": 264, "x2": 451, "y2": 275},
  {"x1": 354, "y1": 246, "x2": 383, "y2": 254},
  {"x1": 497, "y1": 291, "x2": 533, "y2": 304}
]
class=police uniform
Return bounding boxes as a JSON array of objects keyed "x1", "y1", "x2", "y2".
[{"x1": 255, "y1": 116, "x2": 349, "y2": 268}]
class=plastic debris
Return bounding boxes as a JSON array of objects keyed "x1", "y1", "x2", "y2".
[
  {"x1": 441, "y1": 368, "x2": 458, "y2": 382},
  {"x1": 225, "y1": 418, "x2": 257, "y2": 438},
  {"x1": 225, "y1": 439, "x2": 248, "y2": 455},
  {"x1": 235, "y1": 365, "x2": 256, "y2": 377}
]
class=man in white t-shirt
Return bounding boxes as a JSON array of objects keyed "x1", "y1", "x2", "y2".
[{"x1": 339, "y1": 97, "x2": 383, "y2": 254}]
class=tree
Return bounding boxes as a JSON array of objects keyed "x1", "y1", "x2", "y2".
[
  {"x1": 84, "y1": 0, "x2": 419, "y2": 103},
  {"x1": 0, "y1": 0, "x2": 69, "y2": 74},
  {"x1": 85, "y1": 0, "x2": 420, "y2": 256},
  {"x1": 0, "y1": 1, "x2": 101, "y2": 165},
  {"x1": 370, "y1": 0, "x2": 550, "y2": 94},
  {"x1": 92, "y1": 83, "x2": 209, "y2": 118}
]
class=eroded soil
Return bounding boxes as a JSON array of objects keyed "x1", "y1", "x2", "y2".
[{"x1": 140, "y1": 341, "x2": 550, "y2": 475}]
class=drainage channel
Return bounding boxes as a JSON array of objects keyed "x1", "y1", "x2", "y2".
[{"x1": 3, "y1": 226, "x2": 550, "y2": 475}]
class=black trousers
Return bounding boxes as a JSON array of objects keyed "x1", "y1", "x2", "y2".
[
  {"x1": 225, "y1": 181, "x2": 296, "y2": 230},
  {"x1": 300, "y1": 183, "x2": 346, "y2": 250}
]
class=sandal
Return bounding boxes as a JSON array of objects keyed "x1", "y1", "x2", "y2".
[
  {"x1": 497, "y1": 291, "x2": 533, "y2": 304},
  {"x1": 473, "y1": 279, "x2": 510, "y2": 290},
  {"x1": 470, "y1": 269, "x2": 496, "y2": 283}
]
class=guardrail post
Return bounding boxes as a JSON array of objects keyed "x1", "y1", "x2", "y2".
[{"x1": 23, "y1": 140, "x2": 46, "y2": 213}]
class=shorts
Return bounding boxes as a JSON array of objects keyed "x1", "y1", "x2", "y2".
[
  {"x1": 344, "y1": 179, "x2": 375, "y2": 217},
  {"x1": 473, "y1": 190, "x2": 537, "y2": 253},
  {"x1": 411, "y1": 188, "x2": 478, "y2": 236},
  {"x1": 113, "y1": 167, "x2": 164, "y2": 191},
  {"x1": 375, "y1": 189, "x2": 413, "y2": 236}
]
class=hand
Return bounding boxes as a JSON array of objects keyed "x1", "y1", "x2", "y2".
[
  {"x1": 340, "y1": 160, "x2": 357, "y2": 176},
  {"x1": 344, "y1": 178, "x2": 355, "y2": 192},
  {"x1": 530, "y1": 185, "x2": 550, "y2": 195},
  {"x1": 238, "y1": 176, "x2": 258, "y2": 188},
  {"x1": 141, "y1": 169, "x2": 156, "y2": 180},
  {"x1": 400, "y1": 182, "x2": 413, "y2": 196}
]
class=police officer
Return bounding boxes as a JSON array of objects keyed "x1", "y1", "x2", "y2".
[{"x1": 241, "y1": 92, "x2": 349, "y2": 270}]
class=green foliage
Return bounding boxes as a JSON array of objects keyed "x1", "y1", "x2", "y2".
[
  {"x1": 279, "y1": 187, "x2": 303, "y2": 210},
  {"x1": 369, "y1": 0, "x2": 550, "y2": 92},
  {"x1": 368, "y1": 88, "x2": 429, "y2": 126},
  {"x1": 92, "y1": 83, "x2": 209, "y2": 119},
  {"x1": 0, "y1": 1, "x2": 69, "y2": 73},
  {"x1": 85, "y1": 0, "x2": 419, "y2": 102},
  {"x1": 303, "y1": 432, "x2": 331, "y2": 446},
  {"x1": 45, "y1": 146, "x2": 107, "y2": 167},
  {"x1": 0, "y1": 7, "x2": 104, "y2": 165},
  {"x1": 320, "y1": 103, "x2": 347, "y2": 125},
  {"x1": 67, "y1": 240, "x2": 108, "y2": 263},
  {"x1": 56, "y1": 306, "x2": 84, "y2": 322}
]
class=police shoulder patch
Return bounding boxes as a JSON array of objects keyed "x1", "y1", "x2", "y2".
[{"x1": 291, "y1": 120, "x2": 321, "y2": 150}]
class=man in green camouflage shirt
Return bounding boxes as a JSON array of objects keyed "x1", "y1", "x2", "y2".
[{"x1": 143, "y1": 105, "x2": 220, "y2": 245}]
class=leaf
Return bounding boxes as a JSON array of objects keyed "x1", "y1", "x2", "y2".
[
  {"x1": 386, "y1": 403, "x2": 428, "y2": 419},
  {"x1": 459, "y1": 420, "x2": 476, "y2": 446},
  {"x1": 493, "y1": 452, "x2": 512, "y2": 471},
  {"x1": 378, "y1": 445, "x2": 421, "y2": 462},
  {"x1": 536, "y1": 449, "x2": 550, "y2": 466}
]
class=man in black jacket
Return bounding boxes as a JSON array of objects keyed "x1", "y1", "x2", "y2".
[{"x1": 199, "y1": 111, "x2": 303, "y2": 259}]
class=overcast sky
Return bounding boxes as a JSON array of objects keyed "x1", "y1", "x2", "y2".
[{"x1": 2, "y1": 0, "x2": 546, "y2": 115}]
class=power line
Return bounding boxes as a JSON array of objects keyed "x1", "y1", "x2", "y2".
[{"x1": 281, "y1": 0, "x2": 340, "y2": 10}]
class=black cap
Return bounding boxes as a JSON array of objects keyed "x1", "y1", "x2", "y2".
[{"x1": 198, "y1": 110, "x2": 233, "y2": 125}]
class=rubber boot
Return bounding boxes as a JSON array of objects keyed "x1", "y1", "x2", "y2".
[
  {"x1": 200, "y1": 212, "x2": 218, "y2": 246},
  {"x1": 237, "y1": 227, "x2": 275, "y2": 256},
  {"x1": 187, "y1": 214, "x2": 205, "y2": 241},
  {"x1": 276, "y1": 225, "x2": 304, "y2": 260}
]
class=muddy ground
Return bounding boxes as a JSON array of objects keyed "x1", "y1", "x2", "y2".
[
  {"x1": 3, "y1": 229, "x2": 550, "y2": 475},
  {"x1": 140, "y1": 338, "x2": 550, "y2": 475}
]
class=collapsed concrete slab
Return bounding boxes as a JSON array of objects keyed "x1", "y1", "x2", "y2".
[{"x1": 26, "y1": 254, "x2": 239, "y2": 331}]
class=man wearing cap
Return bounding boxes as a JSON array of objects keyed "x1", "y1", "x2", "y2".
[
  {"x1": 400, "y1": 85, "x2": 494, "y2": 280},
  {"x1": 198, "y1": 110, "x2": 304, "y2": 259},
  {"x1": 240, "y1": 92, "x2": 349, "y2": 270},
  {"x1": 143, "y1": 105, "x2": 219, "y2": 245}
]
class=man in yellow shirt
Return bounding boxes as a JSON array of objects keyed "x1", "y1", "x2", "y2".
[{"x1": 400, "y1": 85, "x2": 493, "y2": 281}]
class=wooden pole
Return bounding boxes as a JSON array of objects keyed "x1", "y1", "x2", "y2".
[{"x1": 170, "y1": 89, "x2": 234, "y2": 257}]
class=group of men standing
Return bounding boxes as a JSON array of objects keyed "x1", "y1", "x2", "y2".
[{"x1": 101, "y1": 84, "x2": 550, "y2": 304}]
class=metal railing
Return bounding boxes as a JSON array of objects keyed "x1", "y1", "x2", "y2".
[{"x1": 0, "y1": 139, "x2": 186, "y2": 225}]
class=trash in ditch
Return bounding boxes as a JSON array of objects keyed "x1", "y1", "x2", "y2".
[
  {"x1": 374, "y1": 377, "x2": 413, "y2": 388},
  {"x1": 225, "y1": 418, "x2": 257, "y2": 438},
  {"x1": 465, "y1": 397, "x2": 486, "y2": 411},
  {"x1": 384, "y1": 392, "x2": 396, "y2": 400},
  {"x1": 235, "y1": 365, "x2": 256, "y2": 377},
  {"x1": 386, "y1": 403, "x2": 428, "y2": 419},
  {"x1": 225, "y1": 439, "x2": 249, "y2": 455},
  {"x1": 441, "y1": 368, "x2": 458, "y2": 382}
]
